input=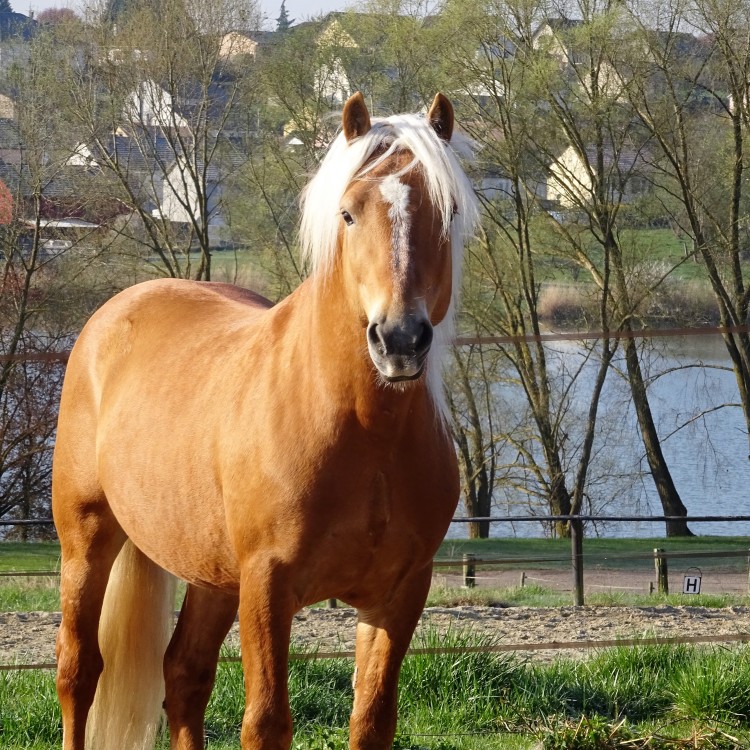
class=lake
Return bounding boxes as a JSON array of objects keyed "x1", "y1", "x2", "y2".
[{"x1": 447, "y1": 333, "x2": 750, "y2": 539}]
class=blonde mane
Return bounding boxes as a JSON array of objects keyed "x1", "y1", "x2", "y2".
[{"x1": 299, "y1": 109, "x2": 480, "y2": 418}]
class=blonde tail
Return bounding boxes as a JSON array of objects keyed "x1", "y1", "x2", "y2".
[{"x1": 86, "y1": 540, "x2": 177, "y2": 750}]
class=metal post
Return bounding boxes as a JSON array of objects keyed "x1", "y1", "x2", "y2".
[
  {"x1": 571, "y1": 517, "x2": 584, "y2": 606},
  {"x1": 463, "y1": 553, "x2": 476, "y2": 588}
]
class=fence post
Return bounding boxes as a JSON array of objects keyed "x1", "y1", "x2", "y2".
[
  {"x1": 654, "y1": 548, "x2": 669, "y2": 595},
  {"x1": 327, "y1": 598, "x2": 337, "y2": 608},
  {"x1": 570, "y1": 517, "x2": 584, "y2": 606},
  {"x1": 463, "y1": 553, "x2": 476, "y2": 588}
]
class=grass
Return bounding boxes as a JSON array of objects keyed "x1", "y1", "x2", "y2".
[
  {"x1": 0, "y1": 542, "x2": 61, "y2": 573},
  {"x1": 4, "y1": 634, "x2": 750, "y2": 749},
  {"x1": 436, "y1": 536, "x2": 750, "y2": 574},
  {"x1": 3, "y1": 537, "x2": 750, "y2": 612}
]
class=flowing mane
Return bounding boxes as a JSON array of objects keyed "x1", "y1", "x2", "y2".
[
  {"x1": 300, "y1": 111, "x2": 479, "y2": 283},
  {"x1": 300, "y1": 109, "x2": 479, "y2": 417}
]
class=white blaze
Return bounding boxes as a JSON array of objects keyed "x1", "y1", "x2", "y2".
[{"x1": 379, "y1": 174, "x2": 411, "y2": 294}]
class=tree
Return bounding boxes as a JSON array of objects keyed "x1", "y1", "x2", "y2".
[
  {"x1": 0, "y1": 29, "x2": 91, "y2": 534},
  {"x1": 0, "y1": 0, "x2": 14, "y2": 14},
  {"x1": 528, "y1": 0, "x2": 693, "y2": 535},
  {"x1": 53, "y1": 0, "x2": 262, "y2": 280},
  {"x1": 36, "y1": 7, "x2": 81, "y2": 24},
  {"x1": 276, "y1": 0, "x2": 293, "y2": 31},
  {"x1": 625, "y1": 1, "x2": 750, "y2": 463},
  {"x1": 434, "y1": 0, "x2": 620, "y2": 537}
]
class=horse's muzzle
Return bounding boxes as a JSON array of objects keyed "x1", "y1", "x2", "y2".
[{"x1": 366, "y1": 316, "x2": 433, "y2": 382}]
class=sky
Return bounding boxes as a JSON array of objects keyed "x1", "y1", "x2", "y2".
[{"x1": 21, "y1": 0, "x2": 348, "y2": 25}]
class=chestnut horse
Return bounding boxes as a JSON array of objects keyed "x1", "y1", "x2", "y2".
[{"x1": 52, "y1": 92, "x2": 478, "y2": 750}]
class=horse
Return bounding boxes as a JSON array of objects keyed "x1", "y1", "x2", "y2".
[{"x1": 52, "y1": 91, "x2": 479, "y2": 750}]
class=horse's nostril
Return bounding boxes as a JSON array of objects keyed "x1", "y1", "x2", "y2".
[
  {"x1": 367, "y1": 318, "x2": 432, "y2": 359},
  {"x1": 415, "y1": 320, "x2": 433, "y2": 354},
  {"x1": 367, "y1": 321, "x2": 385, "y2": 353}
]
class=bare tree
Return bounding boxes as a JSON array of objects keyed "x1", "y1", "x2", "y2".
[
  {"x1": 625, "y1": 0, "x2": 750, "y2": 464},
  {"x1": 52, "y1": 0, "x2": 262, "y2": 280}
]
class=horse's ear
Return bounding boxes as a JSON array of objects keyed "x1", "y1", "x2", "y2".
[
  {"x1": 342, "y1": 92, "x2": 371, "y2": 143},
  {"x1": 428, "y1": 93, "x2": 454, "y2": 142}
]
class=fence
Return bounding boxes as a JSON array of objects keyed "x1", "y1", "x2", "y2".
[
  {"x1": 4, "y1": 514, "x2": 750, "y2": 673},
  {"x1": 5, "y1": 514, "x2": 750, "y2": 607},
  {"x1": 448, "y1": 514, "x2": 750, "y2": 605}
]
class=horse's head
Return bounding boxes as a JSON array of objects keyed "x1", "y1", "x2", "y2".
[
  {"x1": 300, "y1": 92, "x2": 478, "y2": 396},
  {"x1": 338, "y1": 93, "x2": 456, "y2": 383}
]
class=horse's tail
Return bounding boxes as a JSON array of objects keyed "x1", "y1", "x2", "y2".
[{"x1": 86, "y1": 539, "x2": 177, "y2": 750}]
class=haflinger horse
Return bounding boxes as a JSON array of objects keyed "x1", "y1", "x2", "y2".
[{"x1": 52, "y1": 91, "x2": 478, "y2": 750}]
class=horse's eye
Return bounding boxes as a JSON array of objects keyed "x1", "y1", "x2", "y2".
[{"x1": 341, "y1": 210, "x2": 354, "y2": 226}]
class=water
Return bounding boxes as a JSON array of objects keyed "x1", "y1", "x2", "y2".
[{"x1": 448, "y1": 334, "x2": 750, "y2": 539}]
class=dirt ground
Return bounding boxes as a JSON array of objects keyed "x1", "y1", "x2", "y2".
[{"x1": 3, "y1": 567, "x2": 750, "y2": 668}]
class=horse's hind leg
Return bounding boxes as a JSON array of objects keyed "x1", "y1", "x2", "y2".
[
  {"x1": 163, "y1": 585, "x2": 238, "y2": 750},
  {"x1": 349, "y1": 566, "x2": 433, "y2": 750},
  {"x1": 54, "y1": 492, "x2": 125, "y2": 750}
]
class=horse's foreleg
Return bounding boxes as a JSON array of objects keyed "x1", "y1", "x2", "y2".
[
  {"x1": 238, "y1": 561, "x2": 296, "y2": 750},
  {"x1": 349, "y1": 566, "x2": 432, "y2": 750},
  {"x1": 55, "y1": 506, "x2": 125, "y2": 750},
  {"x1": 163, "y1": 585, "x2": 238, "y2": 750}
]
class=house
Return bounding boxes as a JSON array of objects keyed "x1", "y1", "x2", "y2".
[
  {"x1": 546, "y1": 144, "x2": 650, "y2": 208},
  {"x1": 0, "y1": 8, "x2": 36, "y2": 41},
  {"x1": 68, "y1": 84, "x2": 246, "y2": 248},
  {"x1": 0, "y1": 8, "x2": 36, "y2": 70},
  {"x1": 533, "y1": 16, "x2": 627, "y2": 102},
  {"x1": 123, "y1": 80, "x2": 189, "y2": 130},
  {"x1": 0, "y1": 116, "x2": 20, "y2": 163},
  {"x1": 219, "y1": 31, "x2": 258, "y2": 60},
  {"x1": 296, "y1": 14, "x2": 359, "y2": 105},
  {"x1": 0, "y1": 93, "x2": 14, "y2": 119},
  {"x1": 532, "y1": 16, "x2": 585, "y2": 68}
]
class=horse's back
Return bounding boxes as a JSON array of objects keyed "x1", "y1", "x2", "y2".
[{"x1": 68, "y1": 278, "x2": 270, "y2": 393}]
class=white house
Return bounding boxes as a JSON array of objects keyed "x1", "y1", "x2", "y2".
[{"x1": 547, "y1": 144, "x2": 650, "y2": 208}]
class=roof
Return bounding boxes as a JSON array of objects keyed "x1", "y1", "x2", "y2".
[{"x1": 0, "y1": 11, "x2": 36, "y2": 41}]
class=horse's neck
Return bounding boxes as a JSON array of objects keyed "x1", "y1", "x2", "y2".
[{"x1": 293, "y1": 273, "x2": 433, "y2": 431}]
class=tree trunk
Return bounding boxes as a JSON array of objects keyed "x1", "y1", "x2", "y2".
[{"x1": 623, "y1": 335, "x2": 694, "y2": 536}]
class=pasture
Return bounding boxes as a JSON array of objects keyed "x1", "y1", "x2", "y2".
[
  {"x1": 4, "y1": 537, "x2": 750, "y2": 748},
  {"x1": 3, "y1": 637, "x2": 750, "y2": 748}
]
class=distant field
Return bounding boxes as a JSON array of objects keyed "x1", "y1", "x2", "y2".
[{"x1": 4, "y1": 536, "x2": 749, "y2": 574}]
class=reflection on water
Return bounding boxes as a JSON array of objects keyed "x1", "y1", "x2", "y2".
[{"x1": 448, "y1": 333, "x2": 750, "y2": 539}]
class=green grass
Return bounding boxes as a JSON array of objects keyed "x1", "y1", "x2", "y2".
[
  {"x1": 0, "y1": 576, "x2": 60, "y2": 611},
  {"x1": 0, "y1": 543, "x2": 61, "y2": 573},
  {"x1": 437, "y1": 536, "x2": 750, "y2": 574},
  {"x1": 4, "y1": 533, "x2": 749, "y2": 575},
  {"x1": 5, "y1": 635, "x2": 750, "y2": 749},
  {"x1": 3, "y1": 537, "x2": 750, "y2": 612}
]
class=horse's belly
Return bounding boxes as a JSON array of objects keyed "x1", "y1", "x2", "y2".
[{"x1": 99, "y1": 455, "x2": 241, "y2": 591}]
